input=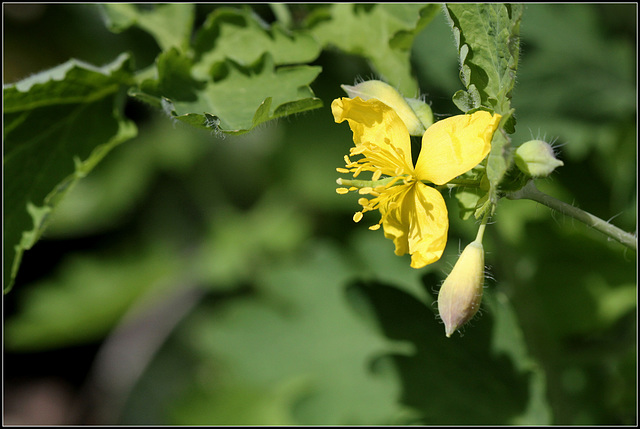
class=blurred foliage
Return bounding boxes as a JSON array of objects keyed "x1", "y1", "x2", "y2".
[{"x1": 3, "y1": 3, "x2": 636, "y2": 426}]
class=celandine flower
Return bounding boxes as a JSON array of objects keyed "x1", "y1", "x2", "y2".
[{"x1": 333, "y1": 97, "x2": 501, "y2": 268}]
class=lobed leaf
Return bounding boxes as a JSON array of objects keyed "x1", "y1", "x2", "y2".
[
  {"x1": 444, "y1": 3, "x2": 521, "y2": 119},
  {"x1": 3, "y1": 54, "x2": 137, "y2": 292},
  {"x1": 192, "y1": 7, "x2": 321, "y2": 80},
  {"x1": 486, "y1": 116, "x2": 515, "y2": 204},
  {"x1": 171, "y1": 243, "x2": 405, "y2": 425},
  {"x1": 308, "y1": 4, "x2": 440, "y2": 97},
  {"x1": 348, "y1": 282, "x2": 552, "y2": 425},
  {"x1": 100, "y1": 3, "x2": 195, "y2": 52},
  {"x1": 455, "y1": 187, "x2": 487, "y2": 220},
  {"x1": 133, "y1": 50, "x2": 322, "y2": 135},
  {"x1": 444, "y1": 4, "x2": 522, "y2": 214},
  {"x1": 128, "y1": 6, "x2": 324, "y2": 135}
]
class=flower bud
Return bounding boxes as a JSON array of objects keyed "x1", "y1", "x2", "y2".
[
  {"x1": 514, "y1": 139, "x2": 564, "y2": 177},
  {"x1": 405, "y1": 97, "x2": 434, "y2": 130},
  {"x1": 437, "y1": 240, "x2": 485, "y2": 337},
  {"x1": 341, "y1": 80, "x2": 432, "y2": 136}
]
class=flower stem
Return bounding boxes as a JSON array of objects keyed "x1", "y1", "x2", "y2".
[
  {"x1": 506, "y1": 180, "x2": 637, "y2": 251},
  {"x1": 475, "y1": 209, "x2": 491, "y2": 243}
]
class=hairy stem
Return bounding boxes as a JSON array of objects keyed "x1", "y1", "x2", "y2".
[
  {"x1": 506, "y1": 180, "x2": 637, "y2": 251},
  {"x1": 475, "y1": 208, "x2": 491, "y2": 243}
]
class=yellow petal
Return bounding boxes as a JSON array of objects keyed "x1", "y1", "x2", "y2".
[
  {"x1": 379, "y1": 181, "x2": 448, "y2": 268},
  {"x1": 414, "y1": 111, "x2": 501, "y2": 185},
  {"x1": 331, "y1": 97, "x2": 414, "y2": 175}
]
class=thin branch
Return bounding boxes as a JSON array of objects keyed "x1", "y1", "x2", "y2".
[{"x1": 506, "y1": 180, "x2": 637, "y2": 251}]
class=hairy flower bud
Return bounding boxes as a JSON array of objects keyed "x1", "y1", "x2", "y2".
[
  {"x1": 514, "y1": 139, "x2": 564, "y2": 177},
  {"x1": 341, "y1": 80, "x2": 432, "y2": 136},
  {"x1": 437, "y1": 240, "x2": 485, "y2": 337},
  {"x1": 405, "y1": 97, "x2": 434, "y2": 129}
]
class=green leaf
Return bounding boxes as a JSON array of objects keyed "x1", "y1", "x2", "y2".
[
  {"x1": 125, "y1": 6, "x2": 324, "y2": 135},
  {"x1": 451, "y1": 83, "x2": 482, "y2": 113},
  {"x1": 192, "y1": 192, "x2": 312, "y2": 291},
  {"x1": 168, "y1": 243, "x2": 406, "y2": 425},
  {"x1": 3, "y1": 54, "x2": 137, "y2": 293},
  {"x1": 4, "y1": 244, "x2": 181, "y2": 351},
  {"x1": 349, "y1": 283, "x2": 552, "y2": 424},
  {"x1": 100, "y1": 3, "x2": 195, "y2": 52},
  {"x1": 486, "y1": 291, "x2": 553, "y2": 424},
  {"x1": 192, "y1": 7, "x2": 321, "y2": 80},
  {"x1": 486, "y1": 118, "x2": 514, "y2": 203},
  {"x1": 455, "y1": 186, "x2": 487, "y2": 220},
  {"x1": 349, "y1": 228, "x2": 433, "y2": 304},
  {"x1": 131, "y1": 47, "x2": 204, "y2": 110},
  {"x1": 269, "y1": 3, "x2": 293, "y2": 29},
  {"x1": 444, "y1": 3, "x2": 522, "y2": 120},
  {"x1": 308, "y1": 4, "x2": 440, "y2": 97},
  {"x1": 44, "y1": 113, "x2": 212, "y2": 238},
  {"x1": 444, "y1": 5, "x2": 522, "y2": 208},
  {"x1": 133, "y1": 50, "x2": 322, "y2": 135}
]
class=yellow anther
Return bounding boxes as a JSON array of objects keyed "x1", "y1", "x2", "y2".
[
  {"x1": 336, "y1": 187, "x2": 350, "y2": 194},
  {"x1": 369, "y1": 224, "x2": 381, "y2": 231},
  {"x1": 372, "y1": 169, "x2": 382, "y2": 181},
  {"x1": 357, "y1": 197, "x2": 369, "y2": 206},
  {"x1": 358, "y1": 187, "x2": 373, "y2": 195},
  {"x1": 336, "y1": 167, "x2": 350, "y2": 174},
  {"x1": 353, "y1": 211, "x2": 364, "y2": 223}
]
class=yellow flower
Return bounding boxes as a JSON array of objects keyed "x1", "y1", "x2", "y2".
[
  {"x1": 437, "y1": 240, "x2": 485, "y2": 337},
  {"x1": 333, "y1": 97, "x2": 501, "y2": 268}
]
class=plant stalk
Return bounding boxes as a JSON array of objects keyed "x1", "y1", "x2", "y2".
[
  {"x1": 506, "y1": 180, "x2": 637, "y2": 251},
  {"x1": 475, "y1": 208, "x2": 491, "y2": 243}
]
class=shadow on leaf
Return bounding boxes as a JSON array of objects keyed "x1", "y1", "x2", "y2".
[{"x1": 346, "y1": 280, "x2": 531, "y2": 424}]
